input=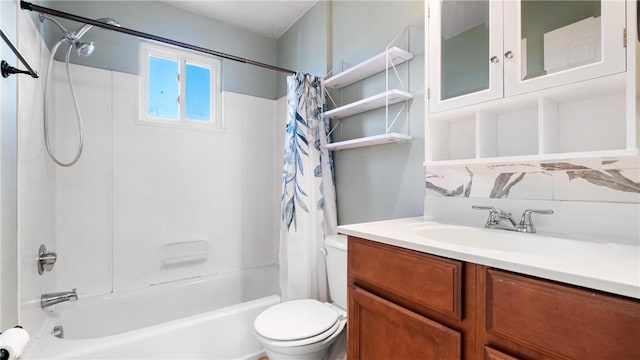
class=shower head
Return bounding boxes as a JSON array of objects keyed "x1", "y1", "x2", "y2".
[
  {"x1": 74, "y1": 18, "x2": 121, "y2": 40},
  {"x1": 75, "y1": 41, "x2": 95, "y2": 57}
]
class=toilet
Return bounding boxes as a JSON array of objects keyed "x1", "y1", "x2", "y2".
[{"x1": 253, "y1": 234, "x2": 348, "y2": 360}]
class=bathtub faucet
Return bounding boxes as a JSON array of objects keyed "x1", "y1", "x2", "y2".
[{"x1": 41, "y1": 288, "x2": 78, "y2": 308}]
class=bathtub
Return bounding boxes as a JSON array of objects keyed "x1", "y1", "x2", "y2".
[{"x1": 22, "y1": 264, "x2": 280, "y2": 359}]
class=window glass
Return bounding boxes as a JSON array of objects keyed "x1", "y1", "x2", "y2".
[
  {"x1": 440, "y1": 0, "x2": 490, "y2": 100},
  {"x1": 140, "y1": 41, "x2": 221, "y2": 129},
  {"x1": 147, "y1": 55, "x2": 179, "y2": 119},
  {"x1": 185, "y1": 63, "x2": 211, "y2": 121},
  {"x1": 520, "y1": 0, "x2": 601, "y2": 80}
]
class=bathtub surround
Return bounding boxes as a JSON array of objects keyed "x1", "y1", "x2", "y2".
[
  {"x1": 16, "y1": 8, "x2": 56, "y2": 334},
  {"x1": 280, "y1": 73, "x2": 337, "y2": 302},
  {"x1": 16, "y1": 6, "x2": 282, "y2": 339},
  {"x1": 44, "y1": 67, "x2": 281, "y2": 293}
]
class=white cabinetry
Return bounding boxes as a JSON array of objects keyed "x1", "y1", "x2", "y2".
[
  {"x1": 322, "y1": 46, "x2": 414, "y2": 151},
  {"x1": 426, "y1": 0, "x2": 638, "y2": 166},
  {"x1": 429, "y1": 0, "x2": 626, "y2": 113}
]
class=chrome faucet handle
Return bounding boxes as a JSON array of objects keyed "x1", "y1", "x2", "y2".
[
  {"x1": 518, "y1": 209, "x2": 554, "y2": 233},
  {"x1": 38, "y1": 244, "x2": 57, "y2": 275},
  {"x1": 473, "y1": 205, "x2": 499, "y2": 228},
  {"x1": 472, "y1": 205, "x2": 496, "y2": 212}
]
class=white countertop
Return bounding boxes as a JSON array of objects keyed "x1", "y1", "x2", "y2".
[{"x1": 338, "y1": 217, "x2": 640, "y2": 299}]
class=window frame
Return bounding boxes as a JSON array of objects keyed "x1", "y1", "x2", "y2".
[{"x1": 138, "y1": 41, "x2": 223, "y2": 131}]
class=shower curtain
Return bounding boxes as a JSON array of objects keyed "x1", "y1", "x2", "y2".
[{"x1": 279, "y1": 73, "x2": 337, "y2": 302}]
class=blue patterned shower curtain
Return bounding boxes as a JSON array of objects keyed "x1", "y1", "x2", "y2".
[{"x1": 279, "y1": 73, "x2": 337, "y2": 302}]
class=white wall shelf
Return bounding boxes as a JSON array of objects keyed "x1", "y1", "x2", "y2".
[
  {"x1": 322, "y1": 89, "x2": 413, "y2": 120},
  {"x1": 322, "y1": 133, "x2": 412, "y2": 151},
  {"x1": 324, "y1": 46, "x2": 414, "y2": 89},
  {"x1": 324, "y1": 28, "x2": 413, "y2": 152}
]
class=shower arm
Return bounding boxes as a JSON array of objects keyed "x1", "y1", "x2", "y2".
[{"x1": 39, "y1": 14, "x2": 71, "y2": 39}]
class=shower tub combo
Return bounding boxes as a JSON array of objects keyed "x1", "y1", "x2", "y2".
[{"x1": 22, "y1": 265, "x2": 279, "y2": 359}]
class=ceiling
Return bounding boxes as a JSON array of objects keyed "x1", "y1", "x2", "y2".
[{"x1": 162, "y1": 0, "x2": 319, "y2": 39}]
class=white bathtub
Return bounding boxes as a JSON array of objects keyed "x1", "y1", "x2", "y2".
[{"x1": 22, "y1": 264, "x2": 280, "y2": 359}]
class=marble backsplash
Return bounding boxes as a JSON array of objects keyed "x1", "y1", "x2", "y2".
[{"x1": 425, "y1": 158, "x2": 640, "y2": 203}]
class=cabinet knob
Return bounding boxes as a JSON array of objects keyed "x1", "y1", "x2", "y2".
[
  {"x1": 504, "y1": 51, "x2": 514, "y2": 59},
  {"x1": 490, "y1": 56, "x2": 500, "y2": 64}
]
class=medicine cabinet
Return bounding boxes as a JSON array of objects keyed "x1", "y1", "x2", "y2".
[{"x1": 425, "y1": 0, "x2": 638, "y2": 166}]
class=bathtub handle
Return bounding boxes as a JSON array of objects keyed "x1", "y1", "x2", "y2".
[{"x1": 38, "y1": 244, "x2": 57, "y2": 275}]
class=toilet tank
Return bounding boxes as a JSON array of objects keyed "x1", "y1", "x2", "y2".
[{"x1": 325, "y1": 235, "x2": 347, "y2": 310}]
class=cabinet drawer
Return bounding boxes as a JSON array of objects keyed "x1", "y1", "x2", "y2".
[
  {"x1": 348, "y1": 237, "x2": 463, "y2": 320},
  {"x1": 486, "y1": 269, "x2": 640, "y2": 359},
  {"x1": 348, "y1": 285, "x2": 461, "y2": 360}
]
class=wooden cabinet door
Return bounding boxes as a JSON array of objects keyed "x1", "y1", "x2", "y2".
[
  {"x1": 348, "y1": 285, "x2": 461, "y2": 360},
  {"x1": 484, "y1": 269, "x2": 640, "y2": 359}
]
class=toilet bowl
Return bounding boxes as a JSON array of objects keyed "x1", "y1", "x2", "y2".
[
  {"x1": 253, "y1": 235, "x2": 347, "y2": 360},
  {"x1": 254, "y1": 299, "x2": 346, "y2": 360}
]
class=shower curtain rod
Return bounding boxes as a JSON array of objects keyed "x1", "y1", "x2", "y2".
[
  {"x1": 1, "y1": 26, "x2": 39, "y2": 78},
  {"x1": 20, "y1": 1, "x2": 297, "y2": 75}
]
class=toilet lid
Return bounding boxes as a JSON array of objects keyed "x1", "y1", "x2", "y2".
[{"x1": 254, "y1": 299, "x2": 341, "y2": 341}]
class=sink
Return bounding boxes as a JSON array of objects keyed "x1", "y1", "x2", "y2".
[{"x1": 407, "y1": 224, "x2": 593, "y2": 255}]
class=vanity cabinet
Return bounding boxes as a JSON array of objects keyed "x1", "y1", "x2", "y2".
[
  {"x1": 348, "y1": 237, "x2": 479, "y2": 360},
  {"x1": 428, "y1": 0, "x2": 626, "y2": 112},
  {"x1": 347, "y1": 236, "x2": 640, "y2": 360}
]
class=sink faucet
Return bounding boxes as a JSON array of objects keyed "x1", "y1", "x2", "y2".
[
  {"x1": 472, "y1": 206, "x2": 553, "y2": 233},
  {"x1": 41, "y1": 288, "x2": 78, "y2": 308}
]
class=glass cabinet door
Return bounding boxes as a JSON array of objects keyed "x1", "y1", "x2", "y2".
[
  {"x1": 428, "y1": 0, "x2": 503, "y2": 113},
  {"x1": 503, "y1": 0, "x2": 626, "y2": 96}
]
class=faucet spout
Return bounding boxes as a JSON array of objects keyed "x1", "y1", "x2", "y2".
[
  {"x1": 41, "y1": 288, "x2": 78, "y2": 308},
  {"x1": 502, "y1": 215, "x2": 518, "y2": 229}
]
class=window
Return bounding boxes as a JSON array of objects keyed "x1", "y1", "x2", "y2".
[{"x1": 139, "y1": 41, "x2": 222, "y2": 129}]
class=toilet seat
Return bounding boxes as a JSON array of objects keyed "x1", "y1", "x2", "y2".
[
  {"x1": 254, "y1": 299, "x2": 345, "y2": 347},
  {"x1": 255, "y1": 316, "x2": 342, "y2": 348}
]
